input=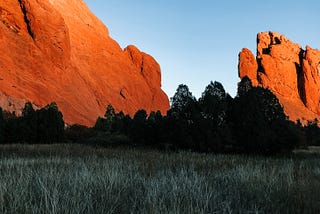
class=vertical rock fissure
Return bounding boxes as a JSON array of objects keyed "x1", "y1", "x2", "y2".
[
  {"x1": 296, "y1": 48, "x2": 306, "y2": 105},
  {"x1": 18, "y1": 0, "x2": 34, "y2": 39},
  {"x1": 140, "y1": 56, "x2": 144, "y2": 74},
  {"x1": 257, "y1": 58, "x2": 265, "y2": 74}
]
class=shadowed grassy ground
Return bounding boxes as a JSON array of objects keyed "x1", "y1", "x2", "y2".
[{"x1": 0, "y1": 144, "x2": 319, "y2": 213}]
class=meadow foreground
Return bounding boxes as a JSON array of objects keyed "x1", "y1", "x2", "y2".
[{"x1": 0, "y1": 144, "x2": 319, "y2": 213}]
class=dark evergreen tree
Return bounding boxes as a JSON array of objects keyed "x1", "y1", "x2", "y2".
[
  {"x1": 229, "y1": 86, "x2": 298, "y2": 154},
  {"x1": 111, "y1": 111, "x2": 126, "y2": 134},
  {"x1": 199, "y1": 81, "x2": 228, "y2": 125},
  {"x1": 94, "y1": 104, "x2": 117, "y2": 133},
  {"x1": 167, "y1": 84, "x2": 202, "y2": 150},
  {"x1": 305, "y1": 119, "x2": 320, "y2": 146},
  {"x1": 94, "y1": 104, "x2": 130, "y2": 135},
  {"x1": 104, "y1": 104, "x2": 116, "y2": 120},
  {"x1": 237, "y1": 76, "x2": 253, "y2": 97},
  {"x1": 146, "y1": 111, "x2": 163, "y2": 146},
  {"x1": 130, "y1": 109, "x2": 148, "y2": 144},
  {"x1": 170, "y1": 84, "x2": 197, "y2": 117},
  {"x1": 196, "y1": 81, "x2": 234, "y2": 151},
  {"x1": 202, "y1": 81, "x2": 226, "y2": 99},
  {"x1": 36, "y1": 102, "x2": 64, "y2": 143},
  {"x1": 21, "y1": 102, "x2": 37, "y2": 143},
  {"x1": 120, "y1": 113, "x2": 132, "y2": 136},
  {"x1": 3, "y1": 111, "x2": 20, "y2": 143},
  {"x1": 94, "y1": 117, "x2": 108, "y2": 132}
]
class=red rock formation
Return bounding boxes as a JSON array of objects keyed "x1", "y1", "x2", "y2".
[
  {"x1": 238, "y1": 48, "x2": 258, "y2": 86},
  {"x1": 238, "y1": 31, "x2": 320, "y2": 122},
  {"x1": 0, "y1": 0, "x2": 169, "y2": 126},
  {"x1": 302, "y1": 46, "x2": 320, "y2": 114}
]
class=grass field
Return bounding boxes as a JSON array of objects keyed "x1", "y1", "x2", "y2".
[{"x1": 0, "y1": 144, "x2": 319, "y2": 213}]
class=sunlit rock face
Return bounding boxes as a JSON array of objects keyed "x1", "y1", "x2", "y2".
[
  {"x1": 239, "y1": 31, "x2": 320, "y2": 122},
  {"x1": 0, "y1": 0, "x2": 169, "y2": 126}
]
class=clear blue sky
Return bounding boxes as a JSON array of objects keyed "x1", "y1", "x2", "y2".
[{"x1": 85, "y1": 0, "x2": 319, "y2": 98}]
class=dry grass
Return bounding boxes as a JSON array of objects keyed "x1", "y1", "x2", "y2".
[{"x1": 0, "y1": 144, "x2": 319, "y2": 213}]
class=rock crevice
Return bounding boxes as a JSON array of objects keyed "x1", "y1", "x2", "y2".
[{"x1": 18, "y1": 0, "x2": 34, "y2": 39}]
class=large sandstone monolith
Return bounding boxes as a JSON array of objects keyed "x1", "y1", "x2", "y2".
[
  {"x1": 239, "y1": 31, "x2": 320, "y2": 122},
  {"x1": 0, "y1": 0, "x2": 170, "y2": 126}
]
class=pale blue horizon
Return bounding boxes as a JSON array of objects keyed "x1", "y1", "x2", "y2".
[{"x1": 85, "y1": 0, "x2": 320, "y2": 98}]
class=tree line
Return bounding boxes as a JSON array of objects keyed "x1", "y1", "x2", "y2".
[
  {"x1": 0, "y1": 77, "x2": 320, "y2": 154},
  {"x1": 90, "y1": 77, "x2": 303, "y2": 154},
  {"x1": 0, "y1": 102, "x2": 64, "y2": 144}
]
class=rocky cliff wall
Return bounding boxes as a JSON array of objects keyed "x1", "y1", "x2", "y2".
[
  {"x1": 239, "y1": 31, "x2": 320, "y2": 122},
  {"x1": 0, "y1": 0, "x2": 170, "y2": 126}
]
